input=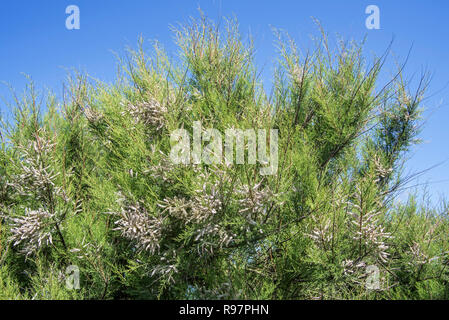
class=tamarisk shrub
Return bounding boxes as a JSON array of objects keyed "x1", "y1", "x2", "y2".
[{"x1": 0, "y1": 14, "x2": 448, "y2": 300}]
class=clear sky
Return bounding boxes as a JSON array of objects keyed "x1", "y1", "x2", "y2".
[{"x1": 1, "y1": 0, "x2": 448, "y2": 204}]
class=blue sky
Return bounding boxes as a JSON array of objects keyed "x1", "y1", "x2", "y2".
[{"x1": 1, "y1": 0, "x2": 448, "y2": 203}]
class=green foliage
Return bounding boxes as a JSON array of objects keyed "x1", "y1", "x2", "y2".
[{"x1": 0, "y1": 14, "x2": 447, "y2": 300}]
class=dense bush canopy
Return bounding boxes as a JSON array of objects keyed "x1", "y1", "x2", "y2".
[{"x1": 0, "y1": 15, "x2": 448, "y2": 300}]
